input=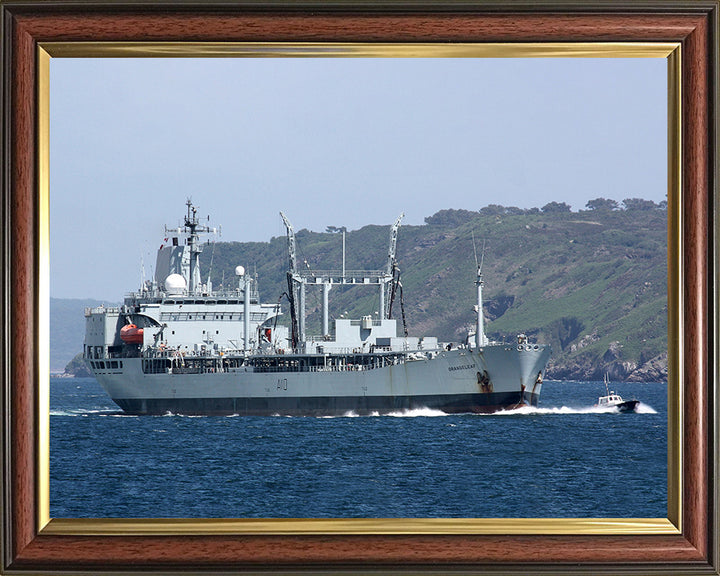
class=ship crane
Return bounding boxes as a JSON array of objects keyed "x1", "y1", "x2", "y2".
[
  {"x1": 385, "y1": 213, "x2": 404, "y2": 276},
  {"x1": 384, "y1": 213, "x2": 404, "y2": 319},
  {"x1": 279, "y1": 212, "x2": 298, "y2": 275},
  {"x1": 280, "y1": 212, "x2": 406, "y2": 347},
  {"x1": 280, "y1": 212, "x2": 302, "y2": 347}
]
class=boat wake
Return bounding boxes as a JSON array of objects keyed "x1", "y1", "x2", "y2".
[
  {"x1": 490, "y1": 403, "x2": 657, "y2": 416},
  {"x1": 635, "y1": 403, "x2": 658, "y2": 414}
]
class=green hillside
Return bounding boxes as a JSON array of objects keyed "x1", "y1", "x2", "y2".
[{"x1": 199, "y1": 201, "x2": 667, "y2": 382}]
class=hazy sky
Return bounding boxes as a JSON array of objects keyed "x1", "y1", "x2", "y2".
[{"x1": 50, "y1": 57, "x2": 666, "y2": 300}]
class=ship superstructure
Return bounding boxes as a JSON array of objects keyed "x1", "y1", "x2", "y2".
[{"x1": 84, "y1": 201, "x2": 551, "y2": 416}]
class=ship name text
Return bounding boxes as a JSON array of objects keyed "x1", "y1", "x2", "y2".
[{"x1": 448, "y1": 364, "x2": 475, "y2": 372}]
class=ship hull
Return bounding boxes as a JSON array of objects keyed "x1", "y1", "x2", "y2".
[
  {"x1": 93, "y1": 345, "x2": 550, "y2": 416},
  {"x1": 616, "y1": 400, "x2": 640, "y2": 413},
  {"x1": 113, "y1": 392, "x2": 539, "y2": 416}
]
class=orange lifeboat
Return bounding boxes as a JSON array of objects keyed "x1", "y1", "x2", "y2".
[{"x1": 120, "y1": 323, "x2": 144, "y2": 344}]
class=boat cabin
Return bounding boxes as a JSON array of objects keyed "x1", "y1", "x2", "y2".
[{"x1": 598, "y1": 394, "x2": 623, "y2": 406}]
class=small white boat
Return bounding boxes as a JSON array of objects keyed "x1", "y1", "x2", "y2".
[{"x1": 596, "y1": 374, "x2": 639, "y2": 413}]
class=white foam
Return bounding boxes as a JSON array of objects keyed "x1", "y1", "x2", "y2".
[
  {"x1": 50, "y1": 408, "x2": 115, "y2": 417},
  {"x1": 384, "y1": 407, "x2": 448, "y2": 418},
  {"x1": 488, "y1": 403, "x2": 656, "y2": 416},
  {"x1": 318, "y1": 408, "x2": 448, "y2": 418},
  {"x1": 635, "y1": 402, "x2": 658, "y2": 414},
  {"x1": 318, "y1": 410, "x2": 360, "y2": 419}
]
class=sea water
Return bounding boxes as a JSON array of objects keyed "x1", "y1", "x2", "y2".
[{"x1": 50, "y1": 378, "x2": 667, "y2": 518}]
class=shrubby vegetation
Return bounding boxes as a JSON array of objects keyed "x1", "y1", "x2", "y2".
[{"x1": 63, "y1": 352, "x2": 92, "y2": 378}]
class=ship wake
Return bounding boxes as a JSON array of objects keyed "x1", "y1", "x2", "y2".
[
  {"x1": 385, "y1": 407, "x2": 449, "y2": 418},
  {"x1": 50, "y1": 408, "x2": 126, "y2": 417},
  {"x1": 318, "y1": 407, "x2": 449, "y2": 419}
]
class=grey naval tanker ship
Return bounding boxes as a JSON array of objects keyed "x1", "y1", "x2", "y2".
[{"x1": 84, "y1": 201, "x2": 551, "y2": 416}]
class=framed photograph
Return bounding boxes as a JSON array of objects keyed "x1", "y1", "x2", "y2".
[{"x1": 1, "y1": 1, "x2": 717, "y2": 574}]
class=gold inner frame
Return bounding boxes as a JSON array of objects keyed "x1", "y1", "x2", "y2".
[{"x1": 37, "y1": 41, "x2": 682, "y2": 536}]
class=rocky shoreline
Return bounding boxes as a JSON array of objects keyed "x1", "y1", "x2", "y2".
[{"x1": 546, "y1": 351, "x2": 668, "y2": 382}]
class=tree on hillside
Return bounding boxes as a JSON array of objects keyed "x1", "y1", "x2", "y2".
[
  {"x1": 541, "y1": 201, "x2": 572, "y2": 213},
  {"x1": 325, "y1": 226, "x2": 347, "y2": 234},
  {"x1": 424, "y1": 209, "x2": 477, "y2": 226},
  {"x1": 622, "y1": 198, "x2": 657, "y2": 211},
  {"x1": 586, "y1": 197, "x2": 619, "y2": 211},
  {"x1": 479, "y1": 204, "x2": 506, "y2": 216},
  {"x1": 478, "y1": 205, "x2": 527, "y2": 216}
]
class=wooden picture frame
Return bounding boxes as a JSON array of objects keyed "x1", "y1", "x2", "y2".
[{"x1": 1, "y1": 1, "x2": 717, "y2": 573}]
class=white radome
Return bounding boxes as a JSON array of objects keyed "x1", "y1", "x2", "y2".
[
  {"x1": 235, "y1": 265, "x2": 246, "y2": 277},
  {"x1": 165, "y1": 273, "x2": 187, "y2": 295}
]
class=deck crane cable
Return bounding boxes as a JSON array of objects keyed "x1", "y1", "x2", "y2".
[
  {"x1": 273, "y1": 291, "x2": 290, "y2": 337},
  {"x1": 472, "y1": 230, "x2": 486, "y2": 275},
  {"x1": 472, "y1": 230, "x2": 479, "y2": 269},
  {"x1": 387, "y1": 261, "x2": 400, "y2": 319},
  {"x1": 279, "y1": 212, "x2": 328, "y2": 341},
  {"x1": 398, "y1": 281, "x2": 408, "y2": 336},
  {"x1": 207, "y1": 238, "x2": 217, "y2": 289},
  {"x1": 285, "y1": 272, "x2": 299, "y2": 348}
]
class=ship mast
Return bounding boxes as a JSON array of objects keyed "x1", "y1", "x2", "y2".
[
  {"x1": 474, "y1": 236, "x2": 488, "y2": 349},
  {"x1": 185, "y1": 199, "x2": 213, "y2": 295}
]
